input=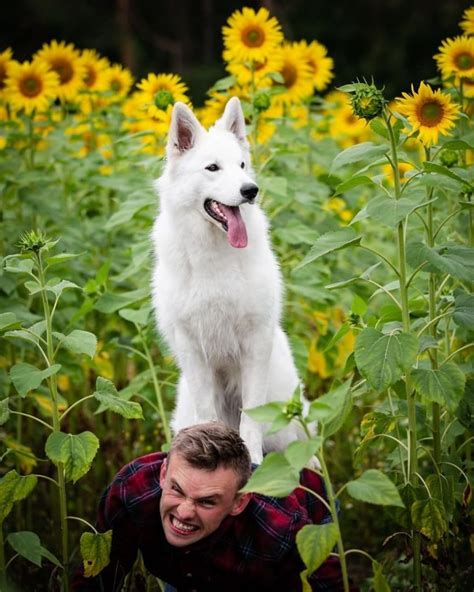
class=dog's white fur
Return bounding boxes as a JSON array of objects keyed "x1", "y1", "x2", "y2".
[{"x1": 151, "y1": 97, "x2": 301, "y2": 463}]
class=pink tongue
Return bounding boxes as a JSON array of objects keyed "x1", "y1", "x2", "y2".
[{"x1": 219, "y1": 205, "x2": 248, "y2": 248}]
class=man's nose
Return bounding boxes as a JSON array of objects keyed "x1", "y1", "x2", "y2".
[
  {"x1": 176, "y1": 498, "x2": 196, "y2": 519},
  {"x1": 240, "y1": 182, "x2": 258, "y2": 203}
]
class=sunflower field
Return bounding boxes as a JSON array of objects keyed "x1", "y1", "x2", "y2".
[{"x1": 0, "y1": 5, "x2": 473, "y2": 591}]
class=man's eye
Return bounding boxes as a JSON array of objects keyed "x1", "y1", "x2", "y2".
[
  {"x1": 240, "y1": 162, "x2": 245, "y2": 169},
  {"x1": 205, "y1": 164, "x2": 220, "y2": 172},
  {"x1": 171, "y1": 485, "x2": 182, "y2": 495},
  {"x1": 200, "y1": 500, "x2": 215, "y2": 507}
]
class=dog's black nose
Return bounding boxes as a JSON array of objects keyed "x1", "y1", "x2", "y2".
[{"x1": 240, "y1": 183, "x2": 259, "y2": 203}]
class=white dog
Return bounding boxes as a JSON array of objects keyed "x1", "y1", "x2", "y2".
[{"x1": 151, "y1": 97, "x2": 301, "y2": 463}]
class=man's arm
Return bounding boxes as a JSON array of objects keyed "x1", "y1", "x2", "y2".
[{"x1": 72, "y1": 477, "x2": 140, "y2": 591}]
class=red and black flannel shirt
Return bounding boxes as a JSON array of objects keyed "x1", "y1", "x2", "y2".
[{"x1": 72, "y1": 452, "x2": 349, "y2": 592}]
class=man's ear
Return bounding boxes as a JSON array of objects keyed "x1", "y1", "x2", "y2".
[
  {"x1": 167, "y1": 102, "x2": 204, "y2": 158},
  {"x1": 215, "y1": 96, "x2": 247, "y2": 144},
  {"x1": 229, "y1": 492, "x2": 252, "y2": 516},
  {"x1": 160, "y1": 458, "x2": 167, "y2": 482}
]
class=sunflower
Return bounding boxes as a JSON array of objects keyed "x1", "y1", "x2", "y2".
[
  {"x1": 80, "y1": 49, "x2": 109, "y2": 91},
  {"x1": 34, "y1": 40, "x2": 85, "y2": 101},
  {"x1": 224, "y1": 47, "x2": 284, "y2": 87},
  {"x1": 329, "y1": 94, "x2": 372, "y2": 147},
  {"x1": 136, "y1": 73, "x2": 189, "y2": 118},
  {"x1": 0, "y1": 48, "x2": 17, "y2": 97},
  {"x1": 434, "y1": 36, "x2": 474, "y2": 83},
  {"x1": 272, "y1": 42, "x2": 314, "y2": 105},
  {"x1": 296, "y1": 40, "x2": 334, "y2": 92},
  {"x1": 100, "y1": 64, "x2": 133, "y2": 101},
  {"x1": 199, "y1": 87, "x2": 248, "y2": 129},
  {"x1": 395, "y1": 82, "x2": 461, "y2": 146},
  {"x1": 383, "y1": 162, "x2": 415, "y2": 185},
  {"x1": 222, "y1": 7, "x2": 283, "y2": 64},
  {"x1": 5, "y1": 60, "x2": 59, "y2": 114},
  {"x1": 460, "y1": 6, "x2": 474, "y2": 35}
]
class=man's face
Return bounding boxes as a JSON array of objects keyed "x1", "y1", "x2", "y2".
[{"x1": 159, "y1": 453, "x2": 250, "y2": 547}]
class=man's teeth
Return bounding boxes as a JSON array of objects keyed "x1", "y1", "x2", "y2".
[{"x1": 172, "y1": 516, "x2": 197, "y2": 532}]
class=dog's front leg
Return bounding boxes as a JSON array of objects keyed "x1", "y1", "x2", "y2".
[
  {"x1": 240, "y1": 333, "x2": 273, "y2": 464},
  {"x1": 174, "y1": 332, "x2": 218, "y2": 424}
]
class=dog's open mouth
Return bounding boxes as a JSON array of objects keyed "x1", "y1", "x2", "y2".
[{"x1": 204, "y1": 199, "x2": 248, "y2": 249}]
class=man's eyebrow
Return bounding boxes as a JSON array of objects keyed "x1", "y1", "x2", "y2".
[
  {"x1": 197, "y1": 494, "x2": 222, "y2": 502},
  {"x1": 170, "y1": 479, "x2": 184, "y2": 493},
  {"x1": 169, "y1": 479, "x2": 222, "y2": 501}
]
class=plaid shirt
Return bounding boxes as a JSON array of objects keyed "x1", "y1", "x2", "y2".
[{"x1": 72, "y1": 452, "x2": 351, "y2": 592}]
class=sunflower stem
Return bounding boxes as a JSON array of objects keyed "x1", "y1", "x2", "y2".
[
  {"x1": 385, "y1": 109, "x2": 422, "y2": 591},
  {"x1": 36, "y1": 249, "x2": 70, "y2": 592}
]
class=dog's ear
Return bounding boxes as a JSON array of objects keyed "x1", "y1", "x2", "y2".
[
  {"x1": 167, "y1": 102, "x2": 203, "y2": 157},
  {"x1": 216, "y1": 96, "x2": 247, "y2": 144}
]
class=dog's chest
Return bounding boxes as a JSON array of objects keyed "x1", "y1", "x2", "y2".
[{"x1": 172, "y1": 263, "x2": 273, "y2": 357}]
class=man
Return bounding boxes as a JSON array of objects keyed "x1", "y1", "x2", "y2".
[{"x1": 73, "y1": 423, "x2": 348, "y2": 591}]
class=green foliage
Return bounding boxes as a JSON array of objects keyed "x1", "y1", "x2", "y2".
[
  {"x1": 297, "y1": 523, "x2": 339, "y2": 574},
  {"x1": 45, "y1": 431, "x2": 100, "y2": 483},
  {"x1": 346, "y1": 470, "x2": 404, "y2": 507},
  {"x1": 7, "y1": 532, "x2": 60, "y2": 568},
  {"x1": 0, "y1": 472, "x2": 37, "y2": 524},
  {"x1": 80, "y1": 531, "x2": 113, "y2": 578}
]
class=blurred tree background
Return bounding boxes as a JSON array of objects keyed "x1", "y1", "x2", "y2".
[{"x1": 3, "y1": 0, "x2": 472, "y2": 104}]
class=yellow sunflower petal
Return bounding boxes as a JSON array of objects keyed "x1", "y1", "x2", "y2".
[
  {"x1": 5, "y1": 59, "x2": 59, "y2": 114},
  {"x1": 34, "y1": 40, "x2": 86, "y2": 101},
  {"x1": 460, "y1": 6, "x2": 474, "y2": 36},
  {"x1": 295, "y1": 39, "x2": 334, "y2": 92},
  {"x1": 434, "y1": 35, "x2": 474, "y2": 82},
  {"x1": 395, "y1": 81, "x2": 461, "y2": 146},
  {"x1": 222, "y1": 7, "x2": 283, "y2": 64}
]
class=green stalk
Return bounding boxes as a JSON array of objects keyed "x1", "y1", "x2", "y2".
[
  {"x1": 36, "y1": 250, "x2": 70, "y2": 592},
  {"x1": 385, "y1": 111, "x2": 422, "y2": 590},
  {"x1": 424, "y1": 161, "x2": 441, "y2": 464},
  {"x1": 139, "y1": 331, "x2": 171, "y2": 445},
  {"x1": 319, "y1": 451, "x2": 350, "y2": 592},
  {"x1": 300, "y1": 421, "x2": 349, "y2": 591}
]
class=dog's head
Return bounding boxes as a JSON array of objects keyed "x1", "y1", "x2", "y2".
[{"x1": 161, "y1": 97, "x2": 258, "y2": 249}]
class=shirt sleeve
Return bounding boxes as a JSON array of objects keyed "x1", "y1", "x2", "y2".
[{"x1": 71, "y1": 476, "x2": 140, "y2": 591}]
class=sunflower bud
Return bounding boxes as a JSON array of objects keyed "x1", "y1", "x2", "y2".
[
  {"x1": 253, "y1": 91, "x2": 271, "y2": 112},
  {"x1": 154, "y1": 90, "x2": 175, "y2": 110},
  {"x1": 16, "y1": 230, "x2": 49, "y2": 253},
  {"x1": 350, "y1": 82, "x2": 385, "y2": 120},
  {"x1": 439, "y1": 149, "x2": 459, "y2": 168},
  {"x1": 283, "y1": 398, "x2": 303, "y2": 420}
]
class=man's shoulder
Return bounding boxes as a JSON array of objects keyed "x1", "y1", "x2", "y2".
[
  {"x1": 231, "y1": 492, "x2": 309, "y2": 562},
  {"x1": 110, "y1": 452, "x2": 166, "y2": 506},
  {"x1": 230, "y1": 468, "x2": 329, "y2": 560},
  {"x1": 115, "y1": 451, "x2": 166, "y2": 482}
]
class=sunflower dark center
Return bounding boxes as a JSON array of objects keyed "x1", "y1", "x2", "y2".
[
  {"x1": 84, "y1": 66, "x2": 97, "y2": 87},
  {"x1": 455, "y1": 52, "x2": 473, "y2": 71},
  {"x1": 154, "y1": 89, "x2": 175, "y2": 109},
  {"x1": 419, "y1": 101, "x2": 444, "y2": 127},
  {"x1": 20, "y1": 76, "x2": 42, "y2": 97},
  {"x1": 242, "y1": 27, "x2": 265, "y2": 48},
  {"x1": 111, "y1": 79, "x2": 122, "y2": 92},
  {"x1": 281, "y1": 62, "x2": 297, "y2": 88},
  {"x1": 52, "y1": 59, "x2": 74, "y2": 84}
]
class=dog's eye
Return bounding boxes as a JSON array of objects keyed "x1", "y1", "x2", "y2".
[
  {"x1": 205, "y1": 164, "x2": 220, "y2": 172},
  {"x1": 240, "y1": 162, "x2": 245, "y2": 169}
]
